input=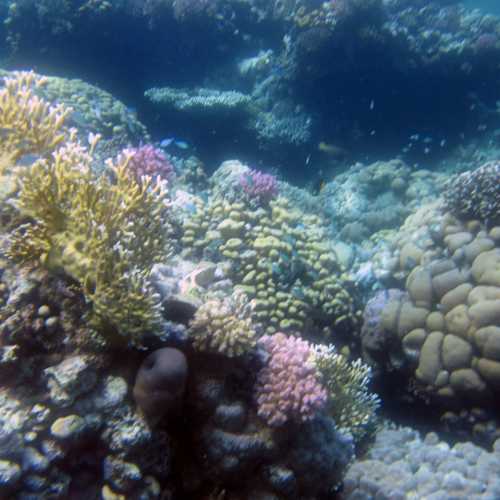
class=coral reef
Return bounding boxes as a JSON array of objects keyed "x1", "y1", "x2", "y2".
[
  {"x1": 0, "y1": 71, "x2": 69, "y2": 160},
  {"x1": 366, "y1": 197, "x2": 500, "y2": 410},
  {"x1": 124, "y1": 144, "x2": 175, "y2": 184},
  {"x1": 239, "y1": 168, "x2": 279, "y2": 206},
  {"x1": 6, "y1": 131, "x2": 171, "y2": 344}
]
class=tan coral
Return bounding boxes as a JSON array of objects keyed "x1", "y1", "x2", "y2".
[{"x1": 382, "y1": 209, "x2": 500, "y2": 405}]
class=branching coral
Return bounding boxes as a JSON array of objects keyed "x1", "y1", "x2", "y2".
[
  {"x1": 6, "y1": 136, "x2": 171, "y2": 345},
  {"x1": 444, "y1": 161, "x2": 500, "y2": 224},
  {"x1": 239, "y1": 169, "x2": 278, "y2": 206},
  {"x1": 255, "y1": 332, "x2": 327, "y2": 426},
  {"x1": 124, "y1": 144, "x2": 175, "y2": 183},
  {"x1": 312, "y1": 344, "x2": 380, "y2": 442},
  {"x1": 188, "y1": 290, "x2": 257, "y2": 357},
  {"x1": 0, "y1": 71, "x2": 70, "y2": 160}
]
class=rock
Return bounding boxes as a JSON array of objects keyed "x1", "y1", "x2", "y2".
[
  {"x1": 44, "y1": 355, "x2": 97, "y2": 407},
  {"x1": 21, "y1": 447, "x2": 49, "y2": 473},
  {"x1": 0, "y1": 459, "x2": 21, "y2": 487},
  {"x1": 50, "y1": 415, "x2": 87, "y2": 442},
  {"x1": 103, "y1": 456, "x2": 142, "y2": 493}
]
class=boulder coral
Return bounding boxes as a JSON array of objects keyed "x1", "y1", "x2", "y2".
[{"x1": 379, "y1": 210, "x2": 500, "y2": 405}]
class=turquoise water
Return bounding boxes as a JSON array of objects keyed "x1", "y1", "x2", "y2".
[{"x1": 463, "y1": 0, "x2": 500, "y2": 15}]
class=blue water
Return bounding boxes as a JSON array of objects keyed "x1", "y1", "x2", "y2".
[{"x1": 463, "y1": 0, "x2": 500, "y2": 15}]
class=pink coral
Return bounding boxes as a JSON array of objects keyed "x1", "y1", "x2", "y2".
[
  {"x1": 255, "y1": 333, "x2": 327, "y2": 427},
  {"x1": 239, "y1": 169, "x2": 278, "y2": 204},
  {"x1": 124, "y1": 144, "x2": 175, "y2": 183}
]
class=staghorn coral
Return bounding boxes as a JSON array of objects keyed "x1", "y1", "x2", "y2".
[
  {"x1": 312, "y1": 344, "x2": 380, "y2": 443},
  {"x1": 6, "y1": 137, "x2": 171, "y2": 345},
  {"x1": 188, "y1": 290, "x2": 258, "y2": 357},
  {"x1": 255, "y1": 332, "x2": 327, "y2": 427},
  {"x1": 0, "y1": 71, "x2": 70, "y2": 160}
]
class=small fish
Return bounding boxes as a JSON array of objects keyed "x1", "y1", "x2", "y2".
[
  {"x1": 160, "y1": 138, "x2": 189, "y2": 150},
  {"x1": 67, "y1": 110, "x2": 88, "y2": 128},
  {"x1": 318, "y1": 142, "x2": 348, "y2": 159},
  {"x1": 305, "y1": 154, "x2": 311, "y2": 166},
  {"x1": 423, "y1": 137, "x2": 433, "y2": 144},
  {"x1": 440, "y1": 139, "x2": 446, "y2": 147},
  {"x1": 370, "y1": 130, "x2": 376, "y2": 136},
  {"x1": 91, "y1": 102, "x2": 102, "y2": 121},
  {"x1": 160, "y1": 138, "x2": 175, "y2": 148},
  {"x1": 312, "y1": 178, "x2": 326, "y2": 195},
  {"x1": 369, "y1": 99, "x2": 375, "y2": 110},
  {"x1": 16, "y1": 153, "x2": 40, "y2": 167}
]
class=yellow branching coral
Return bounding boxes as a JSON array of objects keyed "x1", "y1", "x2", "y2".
[
  {"x1": 0, "y1": 71, "x2": 70, "y2": 159},
  {"x1": 6, "y1": 136, "x2": 170, "y2": 345},
  {"x1": 312, "y1": 344, "x2": 380, "y2": 443},
  {"x1": 188, "y1": 291, "x2": 258, "y2": 357}
]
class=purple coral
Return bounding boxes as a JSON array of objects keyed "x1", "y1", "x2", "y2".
[
  {"x1": 239, "y1": 169, "x2": 278, "y2": 204},
  {"x1": 125, "y1": 144, "x2": 175, "y2": 183},
  {"x1": 255, "y1": 333, "x2": 327, "y2": 427}
]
